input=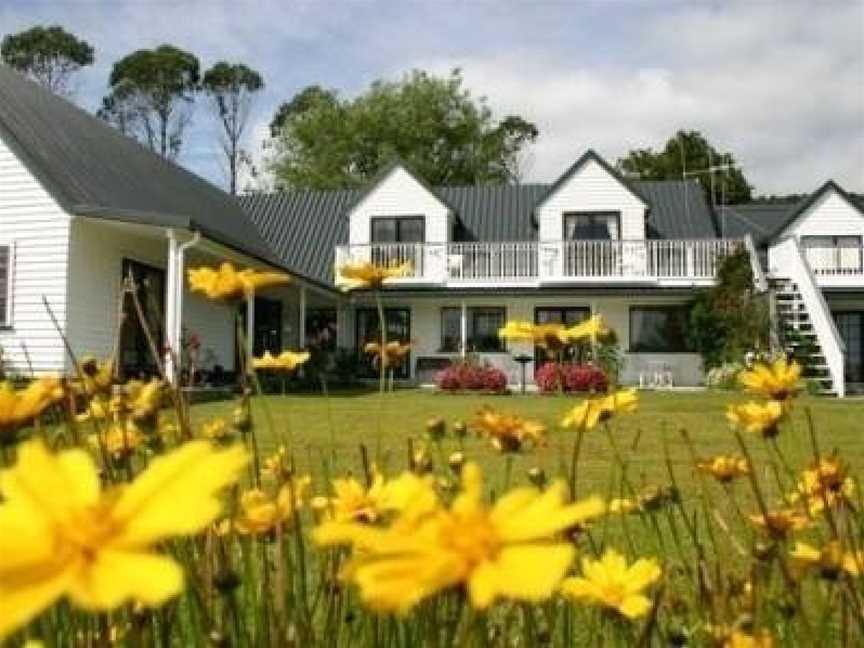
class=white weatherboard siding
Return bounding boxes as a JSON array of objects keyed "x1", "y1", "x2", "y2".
[
  {"x1": 348, "y1": 166, "x2": 451, "y2": 245},
  {"x1": 372, "y1": 294, "x2": 703, "y2": 386},
  {"x1": 66, "y1": 222, "x2": 237, "y2": 371},
  {"x1": 780, "y1": 190, "x2": 864, "y2": 240},
  {"x1": 0, "y1": 136, "x2": 72, "y2": 374},
  {"x1": 536, "y1": 158, "x2": 647, "y2": 243}
]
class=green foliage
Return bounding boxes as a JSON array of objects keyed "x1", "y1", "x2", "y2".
[
  {"x1": 98, "y1": 44, "x2": 200, "y2": 160},
  {"x1": 202, "y1": 62, "x2": 265, "y2": 194},
  {"x1": 1, "y1": 25, "x2": 94, "y2": 95},
  {"x1": 618, "y1": 130, "x2": 752, "y2": 204},
  {"x1": 267, "y1": 69, "x2": 539, "y2": 189},
  {"x1": 687, "y1": 248, "x2": 771, "y2": 368}
]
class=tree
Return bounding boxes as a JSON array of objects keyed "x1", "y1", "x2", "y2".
[
  {"x1": 202, "y1": 62, "x2": 264, "y2": 194},
  {"x1": 1, "y1": 25, "x2": 94, "y2": 96},
  {"x1": 267, "y1": 69, "x2": 539, "y2": 189},
  {"x1": 618, "y1": 130, "x2": 752, "y2": 204},
  {"x1": 98, "y1": 45, "x2": 200, "y2": 160}
]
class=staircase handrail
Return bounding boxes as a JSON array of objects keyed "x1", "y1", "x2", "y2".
[{"x1": 744, "y1": 234, "x2": 768, "y2": 292}]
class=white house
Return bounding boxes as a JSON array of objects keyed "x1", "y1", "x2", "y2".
[{"x1": 1, "y1": 65, "x2": 861, "y2": 395}]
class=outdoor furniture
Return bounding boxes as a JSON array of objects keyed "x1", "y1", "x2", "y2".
[{"x1": 639, "y1": 360, "x2": 674, "y2": 389}]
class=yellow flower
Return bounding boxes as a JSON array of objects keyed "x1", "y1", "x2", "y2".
[
  {"x1": 315, "y1": 462, "x2": 605, "y2": 612},
  {"x1": 563, "y1": 315, "x2": 609, "y2": 344},
  {"x1": 92, "y1": 421, "x2": 145, "y2": 461},
  {"x1": 75, "y1": 356, "x2": 115, "y2": 396},
  {"x1": 738, "y1": 358, "x2": 801, "y2": 401},
  {"x1": 498, "y1": 320, "x2": 543, "y2": 343},
  {"x1": 560, "y1": 388, "x2": 638, "y2": 432},
  {"x1": 188, "y1": 262, "x2": 290, "y2": 300},
  {"x1": 471, "y1": 406, "x2": 546, "y2": 452},
  {"x1": 261, "y1": 445, "x2": 288, "y2": 480},
  {"x1": 364, "y1": 341, "x2": 411, "y2": 368},
  {"x1": 790, "y1": 541, "x2": 863, "y2": 580},
  {"x1": 696, "y1": 455, "x2": 750, "y2": 483},
  {"x1": 320, "y1": 473, "x2": 387, "y2": 524},
  {"x1": 0, "y1": 439, "x2": 248, "y2": 639},
  {"x1": 200, "y1": 418, "x2": 231, "y2": 442},
  {"x1": 560, "y1": 549, "x2": 661, "y2": 619},
  {"x1": 608, "y1": 497, "x2": 641, "y2": 515},
  {"x1": 787, "y1": 456, "x2": 856, "y2": 514},
  {"x1": 336, "y1": 260, "x2": 411, "y2": 291},
  {"x1": 124, "y1": 379, "x2": 163, "y2": 422},
  {"x1": 726, "y1": 400, "x2": 785, "y2": 438},
  {"x1": 498, "y1": 321, "x2": 570, "y2": 353},
  {"x1": 252, "y1": 350, "x2": 310, "y2": 372},
  {"x1": 748, "y1": 509, "x2": 810, "y2": 539},
  {"x1": 0, "y1": 377, "x2": 65, "y2": 435},
  {"x1": 710, "y1": 628, "x2": 774, "y2": 648},
  {"x1": 234, "y1": 476, "x2": 311, "y2": 535}
]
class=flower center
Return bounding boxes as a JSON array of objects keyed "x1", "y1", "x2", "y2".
[{"x1": 439, "y1": 511, "x2": 501, "y2": 568}]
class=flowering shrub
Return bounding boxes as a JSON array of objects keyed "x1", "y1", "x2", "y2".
[
  {"x1": 534, "y1": 362, "x2": 608, "y2": 393},
  {"x1": 435, "y1": 361, "x2": 508, "y2": 392},
  {"x1": 705, "y1": 361, "x2": 744, "y2": 389}
]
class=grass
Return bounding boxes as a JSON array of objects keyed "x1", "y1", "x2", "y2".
[{"x1": 193, "y1": 388, "x2": 863, "y2": 499}]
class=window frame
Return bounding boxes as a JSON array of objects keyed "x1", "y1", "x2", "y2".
[
  {"x1": 438, "y1": 306, "x2": 508, "y2": 354},
  {"x1": 439, "y1": 307, "x2": 462, "y2": 353},
  {"x1": 370, "y1": 216, "x2": 426, "y2": 244},
  {"x1": 628, "y1": 305, "x2": 694, "y2": 354},
  {"x1": 562, "y1": 211, "x2": 621, "y2": 241},
  {"x1": 0, "y1": 243, "x2": 13, "y2": 329}
]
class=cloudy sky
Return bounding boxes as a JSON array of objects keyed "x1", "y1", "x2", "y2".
[{"x1": 2, "y1": 0, "x2": 862, "y2": 195}]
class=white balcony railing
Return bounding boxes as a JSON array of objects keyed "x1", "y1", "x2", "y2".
[
  {"x1": 802, "y1": 245, "x2": 864, "y2": 277},
  {"x1": 334, "y1": 238, "x2": 745, "y2": 285}
]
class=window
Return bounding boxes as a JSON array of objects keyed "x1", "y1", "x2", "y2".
[
  {"x1": 535, "y1": 307, "x2": 590, "y2": 362},
  {"x1": 355, "y1": 308, "x2": 411, "y2": 378},
  {"x1": 563, "y1": 212, "x2": 620, "y2": 241},
  {"x1": 439, "y1": 307, "x2": 507, "y2": 353},
  {"x1": 370, "y1": 216, "x2": 425, "y2": 243},
  {"x1": 629, "y1": 306, "x2": 694, "y2": 353},
  {"x1": 0, "y1": 245, "x2": 10, "y2": 327},
  {"x1": 305, "y1": 308, "x2": 338, "y2": 352}
]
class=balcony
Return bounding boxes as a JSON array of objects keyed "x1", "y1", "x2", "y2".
[
  {"x1": 802, "y1": 244, "x2": 864, "y2": 288},
  {"x1": 335, "y1": 238, "x2": 745, "y2": 287}
]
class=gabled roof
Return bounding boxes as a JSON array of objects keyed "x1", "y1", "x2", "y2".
[
  {"x1": 765, "y1": 180, "x2": 864, "y2": 240},
  {"x1": 342, "y1": 158, "x2": 458, "y2": 217},
  {"x1": 0, "y1": 64, "x2": 310, "y2": 282},
  {"x1": 240, "y1": 178, "x2": 718, "y2": 285},
  {"x1": 533, "y1": 149, "x2": 649, "y2": 211}
]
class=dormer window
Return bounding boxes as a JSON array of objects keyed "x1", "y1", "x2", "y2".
[
  {"x1": 564, "y1": 212, "x2": 620, "y2": 241},
  {"x1": 371, "y1": 216, "x2": 425, "y2": 244}
]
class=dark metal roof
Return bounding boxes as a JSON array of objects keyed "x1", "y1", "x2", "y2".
[
  {"x1": 240, "y1": 176, "x2": 720, "y2": 285},
  {"x1": 716, "y1": 204, "x2": 794, "y2": 246},
  {"x1": 0, "y1": 64, "x2": 322, "y2": 284}
]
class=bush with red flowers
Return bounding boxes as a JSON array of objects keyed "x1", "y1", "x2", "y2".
[
  {"x1": 435, "y1": 361, "x2": 508, "y2": 393},
  {"x1": 534, "y1": 362, "x2": 608, "y2": 394}
]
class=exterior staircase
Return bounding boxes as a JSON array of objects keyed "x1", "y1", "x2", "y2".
[{"x1": 771, "y1": 278, "x2": 836, "y2": 394}]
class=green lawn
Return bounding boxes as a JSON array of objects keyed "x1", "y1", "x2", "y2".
[{"x1": 193, "y1": 388, "x2": 863, "y2": 502}]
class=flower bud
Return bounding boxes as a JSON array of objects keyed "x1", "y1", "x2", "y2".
[
  {"x1": 425, "y1": 416, "x2": 446, "y2": 440},
  {"x1": 448, "y1": 451, "x2": 465, "y2": 473}
]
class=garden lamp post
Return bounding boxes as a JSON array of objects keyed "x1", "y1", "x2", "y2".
[{"x1": 513, "y1": 354, "x2": 533, "y2": 394}]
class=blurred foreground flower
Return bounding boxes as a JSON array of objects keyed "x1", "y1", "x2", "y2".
[
  {"x1": 0, "y1": 377, "x2": 65, "y2": 437},
  {"x1": 738, "y1": 358, "x2": 800, "y2": 402},
  {"x1": 560, "y1": 388, "x2": 638, "y2": 432},
  {"x1": 188, "y1": 262, "x2": 290, "y2": 300},
  {"x1": 0, "y1": 439, "x2": 248, "y2": 639},
  {"x1": 336, "y1": 260, "x2": 411, "y2": 291},
  {"x1": 560, "y1": 548, "x2": 661, "y2": 619},
  {"x1": 315, "y1": 462, "x2": 604, "y2": 612},
  {"x1": 253, "y1": 350, "x2": 310, "y2": 372},
  {"x1": 726, "y1": 400, "x2": 785, "y2": 438},
  {"x1": 364, "y1": 341, "x2": 411, "y2": 369},
  {"x1": 234, "y1": 476, "x2": 311, "y2": 535}
]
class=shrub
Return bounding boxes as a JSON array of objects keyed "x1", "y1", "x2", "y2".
[
  {"x1": 534, "y1": 362, "x2": 608, "y2": 393},
  {"x1": 435, "y1": 361, "x2": 508, "y2": 393},
  {"x1": 705, "y1": 362, "x2": 744, "y2": 389}
]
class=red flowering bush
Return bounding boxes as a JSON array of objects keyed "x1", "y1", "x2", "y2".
[
  {"x1": 534, "y1": 362, "x2": 608, "y2": 393},
  {"x1": 435, "y1": 361, "x2": 508, "y2": 393}
]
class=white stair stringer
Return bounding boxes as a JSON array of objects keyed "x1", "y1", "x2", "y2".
[{"x1": 768, "y1": 238, "x2": 846, "y2": 398}]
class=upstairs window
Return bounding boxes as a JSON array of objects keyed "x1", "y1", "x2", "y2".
[
  {"x1": 0, "y1": 245, "x2": 12, "y2": 328},
  {"x1": 370, "y1": 216, "x2": 425, "y2": 243},
  {"x1": 563, "y1": 212, "x2": 620, "y2": 240}
]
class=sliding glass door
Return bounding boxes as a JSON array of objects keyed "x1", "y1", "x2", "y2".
[{"x1": 834, "y1": 311, "x2": 864, "y2": 383}]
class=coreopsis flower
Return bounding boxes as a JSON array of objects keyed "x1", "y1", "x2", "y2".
[
  {"x1": 697, "y1": 455, "x2": 750, "y2": 483},
  {"x1": 200, "y1": 418, "x2": 231, "y2": 442},
  {"x1": 563, "y1": 314, "x2": 609, "y2": 344},
  {"x1": 252, "y1": 350, "x2": 310, "y2": 372},
  {"x1": 471, "y1": 406, "x2": 546, "y2": 452},
  {"x1": 726, "y1": 400, "x2": 785, "y2": 438},
  {"x1": 560, "y1": 549, "x2": 661, "y2": 619},
  {"x1": 261, "y1": 445, "x2": 288, "y2": 480},
  {"x1": 748, "y1": 509, "x2": 810, "y2": 539},
  {"x1": 790, "y1": 541, "x2": 863, "y2": 580},
  {"x1": 787, "y1": 456, "x2": 856, "y2": 514},
  {"x1": 336, "y1": 260, "x2": 411, "y2": 291},
  {"x1": 0, "y1": 439, "x2": 248, "y2": 639},
  {"x1": 124, "y1": 379, "x2": 162, "y2": 422},
  {"x1": 608, "y1": 497, "x2": 641, "y2": 515},
  {"x1": 498, "y1": 321, "x2": 569, "y2": 353},
  {"x1": 738, "y1": 358, "x2": 801, "y2": 402},
  {"x1": 92, "y1": 421, "x2": 145, "y2": 461},
  {"x1": 234, "y1": 476, "x2": 311, "y2": 536},
  {"x1": 707, "y1": 626, "x2": 775, "y2": 648},
  {"x1": 315, "y1": 462, "x2": 605, "y2": 612},
  {"x1": 76, "y1": 356, "x2": 115, "y2": 396},
  {"x1": 0, "y1": 376, "x2": 65, "y2": 436},
  {"x1": 560, "y1": 388, "x2": 638, "y2": 432},
  {"x1": 317, "y1": 473, "x2": 390, "y2": 524},
  {"x1": 364, "y1": 341, "x2": 411, "y2": 368},
  {"x1": 188, "y1": 262, "x2": 290, "y2": 301}
]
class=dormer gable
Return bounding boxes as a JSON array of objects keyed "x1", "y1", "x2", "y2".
[
  {"x1": 346, "y1": 160, "x2": 454, "y2": 246},
  {"x1": 771, "y1": 180, "x2": 864, "y2": 241},
  {"x1": 533, "y1": 150, "x2": 649, "y2": 242}
]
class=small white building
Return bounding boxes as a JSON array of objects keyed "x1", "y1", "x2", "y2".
[{"x1": 1, "y1": 64, "x2": 861, "y2": 395}]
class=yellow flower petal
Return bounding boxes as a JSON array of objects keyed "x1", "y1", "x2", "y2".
[{"x1": 0, "y1": 565, "x2": 75, "y2": 640}]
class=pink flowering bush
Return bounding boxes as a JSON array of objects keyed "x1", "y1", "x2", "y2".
[
  {"x1": 534, "y1": 362, "x2": 608, "y2": 393},
  {"x1": 435, "y1": 361, "x2": 508, "y2": 393}
]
